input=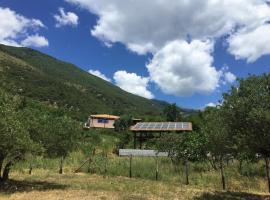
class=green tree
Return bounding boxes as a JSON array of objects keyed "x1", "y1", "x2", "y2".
[
  {"x1": 0, "y1": 90, "x2": 39, "y2": 181},
  {"x1": 163, "y1": 103, "x2": 182, "y2": 122},
  {"x1": 222, "y1": 74, "x2": 270, "y2": 192},
  {"x1": 202, "y1": 107, "x2": 234, "y2": 190},
  {"x1": 114, "y1": 115, "x2": 133, "y2": 149},
  {"x1": 42, "y1": 115, "x2": 80, "y2": 174},
  {"x1": 157, "y1": 132, "x2": 206, "y2": 185},
  {"x1": 114, "y1": 115, "x2": 133, "y2": 132}
]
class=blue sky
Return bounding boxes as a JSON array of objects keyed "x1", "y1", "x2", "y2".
[{"x1": 0, "y1": 0, "x2": 269, "y2": 109}]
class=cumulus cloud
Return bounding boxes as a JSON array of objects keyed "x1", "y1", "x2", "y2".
[
  {"x1": 0, "y1": 7, "x2": 48, "y2": 47},
  {"x1": 88, "y1": 69, "x2": 111, "y2": 82},
  {"x1": 113, "y1": 70, "x2": 154, "y2": 99},
  {"x1": 66, "y1": 0, "x2": 270, "y2": 55},
  {"x1": 54, "y1": 7, "x2": 79, "y2": 28},
  {"x1": 146, "y1": 40, "x2": 219, "y2": 96},
  {"x1": 66, "y1": 0, "x2": 270, "y2": 96},
  {"x1": 21, "y1": 34, "x2": 49, "y2": 47},
  {"x1": 206, "y1": 102, "x2": 217, "y2": 107},
  {"x1": 228, "y1": 24, "x2": 270, "y2": 62}
]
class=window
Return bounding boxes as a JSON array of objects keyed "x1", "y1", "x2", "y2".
[{"x1": 98, "y1": 118, "x2": 109, "y2": 123}]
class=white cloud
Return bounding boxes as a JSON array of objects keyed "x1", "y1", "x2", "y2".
[
  {"x1": 54, "y1": 7, "x2": 79, "y2": 28},
  {"x1": 21, "y1": 34, "x2": 49, "y2": 47},
  {"x1": 206, "y1": 102, "x2": 217, "y2": 107},
  {"x1": 228, "y1": 24, "x2": 270, "y2": 62},
  {"x1": 113, "y1": 70, "x2": 154, "y2": 99},
  {"x1": 146, "y1": 40, "x2": 220, "y2": 96},
  {"x1": 0, "y1": 7, "x2": 47, "y2": 47},
  {"x1": 66, "y1": 0, "x2": 270, "y2": 55},
  {"x1": 88, "y1": 69, "x2": 111, "y2": 82},
  {"x1": 224, "y1": 71, "x2": 236, "y2": 84},
  {"x1": 219, "y1": 66, "x2": 237, "y2": 85},
  {"x1": 66, "y1": 0, "x2": 270, "y2": 96}
]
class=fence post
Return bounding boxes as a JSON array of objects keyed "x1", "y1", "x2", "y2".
[
  {"x1": 155, "y1": 156, "x2": 159, "y2": 181},
  {"x1": 129, "y1": 155, "x2": 132, "y2": 178},
  {"x1": 87, "y1": 157, "x2": 91, "y2": 173},
  {"x1": 104, "y1": 152, "x2": 108, "y2": 176},
  {"x1": 59, "y1": 156, "x2": 63, "y2": 174},
  {"x1": 29, "y1": 161, "x2": 32, "y2": 175}
]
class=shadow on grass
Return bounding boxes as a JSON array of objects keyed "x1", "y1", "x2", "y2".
[
  {"x1": 0, "y1": 179, "x2": 68, "y2": 194},
  {"x1": 194, "y1": 191, "x2": 270, "y2": 200}
]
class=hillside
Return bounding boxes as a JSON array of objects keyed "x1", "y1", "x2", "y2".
[{"x1": 0, "y1": 44, "x2": 188, "y2": 121}]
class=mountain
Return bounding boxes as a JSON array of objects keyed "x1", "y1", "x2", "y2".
[{"x1": 0, "y1": 44, "x2": 172, "y2": 120}]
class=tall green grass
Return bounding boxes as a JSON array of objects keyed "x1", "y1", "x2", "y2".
[{"x1": 13, "y1": 151, "x2": 268, "y2": 193}]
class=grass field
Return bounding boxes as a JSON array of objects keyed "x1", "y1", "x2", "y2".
[
  {"x1": 1, "y1": 170, "x2": 270, "y2": 200},
  {"x1": 1, "y1": 153, "x2": 270, "y2": 200}
]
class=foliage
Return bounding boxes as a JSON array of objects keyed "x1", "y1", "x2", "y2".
[
  {"x1": 202, "y1": 107, "x2": 235, "y2": 161},
  {"x1": 163, "y1": 103, "x2": 183, "y2": 121},
  {"x1": 157, "y1": 132, "x2": 206, "y2": 163},
  {"x1": 114, "y1": 115, "x2": 133, "y2": 132},
  {"x1": 222, "y1": 74, "x2": 270, "y2": 158},
  {"x1": 221, "y1": 73, "x2": 270, "y2": 191},
  {"x1": 0, "y1": 90, "x2": 40, "y2": 181}
]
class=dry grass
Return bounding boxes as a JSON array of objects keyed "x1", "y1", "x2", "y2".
[{"x1": 1, "y1": 170, "x2": 270, "y2": 200}]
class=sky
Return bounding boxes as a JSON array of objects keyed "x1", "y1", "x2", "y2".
[{"x1": 0, "y1": 0, "x2": 269, "y2": 109}]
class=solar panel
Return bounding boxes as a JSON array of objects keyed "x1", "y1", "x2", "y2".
[{"x1": 130, "y1": 122, "x2": 192, "y2": 132}]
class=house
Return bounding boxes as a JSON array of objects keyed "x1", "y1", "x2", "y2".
[{"x1": 84, "y1": 114, "x2": 120, "y2": 129}]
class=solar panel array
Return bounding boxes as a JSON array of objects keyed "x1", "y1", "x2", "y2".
[{"x1": 130, "y1": 122, "x2": 192, "y2": 132}]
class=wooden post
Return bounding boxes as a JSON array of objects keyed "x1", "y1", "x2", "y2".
[
  {"x1": 59, "y1": 156, "x2": 63, "y2": 174},
  {"x1": 129, "y1": 155, "x2": 132, "y2": 178},
  {"x1": 87, "y1": 158, "x2": 91, "y2": 173},
  {"x1": 29, "y1": 162, "x2": 32, "y2": 175},
  {"x1": 134, "y1": 133, "x2": 137, "y2": 149},
  {"x1": 104, "y1": 152, "x2": 108, "y2": 175},
  {"x1": 155, "y1": 157, "x2": 159, "y2": 181},
  {"x1": 185, "y1": 160, "x2": 189, "y2": 185}
]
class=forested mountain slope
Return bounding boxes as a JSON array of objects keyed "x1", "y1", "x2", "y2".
[{"x1": 0, "y1": 44, "x2": 190, "y2": 121}]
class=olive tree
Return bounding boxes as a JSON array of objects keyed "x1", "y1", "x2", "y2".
[
  {"x1": 42, "y1": 115, "x2": 80, "y2": 174},
  {"x1": 202, "y1": 107, "x2": 234, "y2": 190},
  {"x1": 157, "y1": 131, "x2": 206, "y2": 185},
  {"x1": 0, "y1": 90, "x2": 39, "y2": 181},
  {"x1": 222, "y1": 74, "x2": 270, "y2": 192}
]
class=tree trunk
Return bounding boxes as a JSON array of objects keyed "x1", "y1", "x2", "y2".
[
  {"x1": 185, "y1": 160, "x2": 189, "y2": 185},
  {"x1": 59, "y1": 156, "x2": 64, "y2": 174},
  {"x1": 2, "y1": 161, "x2": 13, "y2": 182},
  {"x1": 264, "y1": 157, "x2": 270, "y2": 193},
  {"x1": 220, "y1": 158, "x2": 226, "y2": 190}
]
